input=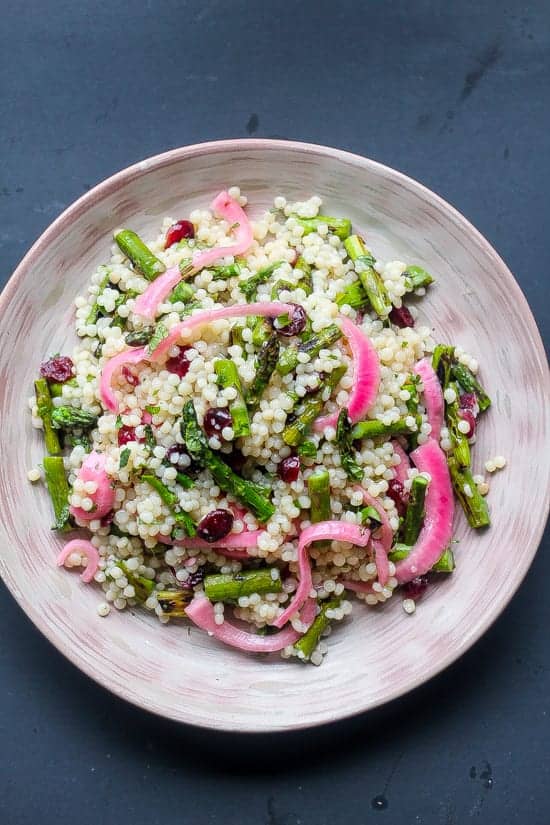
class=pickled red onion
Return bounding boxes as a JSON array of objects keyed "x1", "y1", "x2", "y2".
[
  {"x1": 273, "y1": 521, "x2": 371, "y2": 629},
  {"x1": 314, "y1": 315, "x2": 380, "y2": 431},
  {"x1": 394, "y1": 439, "x2": 454, "y2": 584},
  {"x1": 185, "y1": 595, "x2": 317, "y2": 653},
  {"x1": 99, "y1": 346, "x2": 148, "y2": 413},
  {"x1": 69, "y1": 451, "x2": 115, "y2": 522},
  {"x1": 391, "y1": 440, "x2": 411, "y2": 485},
  {"x1": 356, "y1": 488, "x2": 393, "y2": 586},
  {"x1": 132, "y1": 266, "x2": 181, "y2": 320},
  {"x1": 413, "y1": 357, "x2": 444, "y2": 440},
  {"x1": 56, "y1": 539, "x2": 100, "y2": 583}
]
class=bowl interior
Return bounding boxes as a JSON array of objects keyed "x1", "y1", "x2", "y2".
[{"x1": 0, "y1": 140, "x2": 548, "y2": 731}]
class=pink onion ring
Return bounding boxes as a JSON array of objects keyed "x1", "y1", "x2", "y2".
[
  {"x1": 413, "y1": 357, "x2": 444, "y2": 440},
  {"x1": 56, "y1": 539, "x2": 100, "y2": 583},
  {"x1": 69, "y1": 452, "x2": 115, "y2": 522}
]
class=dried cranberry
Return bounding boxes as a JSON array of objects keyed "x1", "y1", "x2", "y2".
[
  {"x1": 402, "y1": 575, "x2": 429, "y2": 600},
  {"x1": 224, "y1": 448, "x2": 246, "y2": 474},
  {"x1": 118, "y1": 425, "x2": 144, "y2": 446},
  {"x1": 121, "y1": 365, "x2": 139, "y2": 387},
  {"x1": 165, "y1": 346, "x2": 191, "y2": 378},
  {"x1": 278, "y1": 455, "x2": 301, "y2": 483},
  {"x1": 387, "y1": 478, "x2": 408, "y2": 516},
  {"x1": 273, "y1": 303, "x2": 307, "y2": 336},
  {"x1": 457, "y1": 408, "x2": 476, "y2": 438},
  {"x1": 459, "y1": 393, "x2": 478, "y2": 414},
  {"x1": 203, "y1": 407, "x2": 232, "y2": 437},
  {"x1": 166, "y1": 444, "x2": 191, "y2": 472},
  {"x1": 197, "y1": 509, "x2": 234, "y2": 542},
  {"x1": 389, "y1": 305, "x2": 415, "y2": 328},
  {"x1": 100, "y1": 510, "x2": 115, "y2": 527},
  {"x1": 40, "y1": 355, "x2": 75, "y2": 383},
  {"x1": 165, "y1": 219, "x2": 195, "y2": 249}
]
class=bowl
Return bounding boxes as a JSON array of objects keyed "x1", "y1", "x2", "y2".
[{"x1": 1, "y1": 139, "x2": 548, "y2": 732}]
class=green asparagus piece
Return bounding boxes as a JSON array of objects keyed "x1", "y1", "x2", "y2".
[
  {"x1": 125, "y1": 327, "x2": 154, "y2": 346},
  {"x1": 403, "y1": 265, "x2": 434, "y2": 291},
  {"x1": 335, "y1": 281, "x2": 370, "y2": 311},
  {"x1": 214, "y1": 359, "x2": 251, "y2": 437},
  {"x1": 276, "y1": 323, "x2": 342, "y2": 375},
  {"x1": 43, "y1": 456, "x2": 71, "y2": 530},
  {"x1": 294, "y1": 255, "x2": 313, "y2": 295},
  {"x1": 48, "y1": 379, "x2": 78, "y2": 398},
  {"x1": 211, "y1": 262, "x2": 241, "y2": 280},
  {"x1": 291, "y1": 215, "x2": 352, "y2": 240},
  {"x1": 157, "y1": 590, "x2": 191, "y2": 618},
  {"x1": 245, "y1": 335, "x2": 280, "y2": 411},
  {"x1": 282, "y1": 364, "x2": 347, "y2": 447},
  {"x1": 308, "y1": 467, "x2": 332, "y2": 550},
  {"x1": 432, "y1": 344, "x2": 455, "y2": 389},
  {"x1": 51, "y1": 406, "x2": 98, "y2": 430},
  {"x1": 181, "y1": 402, "x2": 275, "y2": 522},
  {"x1": 109, "y1": 288, "x2": 139, "y2": 330},
  {"x1": 178, "y1": 300, "x2": 202, "y2": 318},
  {"x1": 448, "y1": 458, "x2": 490, "y2": 529},
  {"x1": 351, "y1": 418, "x2": 413, "y2": 440},
  {"x1": 204, "y1": 568, "x2": 282, "y2": 602},
  {"x1": 389, "y1": 543, "x2": 455, "y2": 573},
  {"x1": 298, "y1": 440, "x2": 317, "y2": 458},
  {"x1": 239, "y1": 261, "x2": 285, "y2": 301},
  {"x1": 141, "y1": 474, "x2": 197, "y2": 536},
  {"x1": 114, "y1": 561, "x2": 154, "y2": 602},
  {"x1": 86, "y1": 266, "x2": 111, "y2": 325},
  {"x1": 344, "y1": 235, "x2": 391, "y2": 318},
  {"x1": 66, "y1": 433, "x2": 92, "y2": 451},
  {"x1": 294, "y1": 598, "x2": 341, "y2": 661},
  {"x1": 400, "y1": 475, "x2": 429, "y2": 545},
  {"x1": 251, "y1": 316, "x2": 272, "y2": 347},
  {"x1": 114, "y1": 229, "x2": 166, "y2": 281},
  {"x1": 446, "y1": 381, "x2": 471, "y2": 468},
  {"x1": 451, "y1": 362, "x2": 491, "y2": 412},
  {"x1": 147, "y1": 322, "x2": 169, "y2": 355},
  {"x1": 360, "y1": 505, "x2": 383, "y2": 528},
  {"x1": 168, "y1": 281, "x2": 195, "y2": 304},
  {"x1": 34, "y1": 379, "x2": 62, "y2": 455},
  {"x1": 336, "y1": 410, "x2": 364, "y2": 482},
  {"x1": 230, "y1": 323, "x2": 245, "y2": 348}
]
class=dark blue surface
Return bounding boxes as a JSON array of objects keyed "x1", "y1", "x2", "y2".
[{"x1": 1, "y1": 2, "x2": 549, "y2": 823}]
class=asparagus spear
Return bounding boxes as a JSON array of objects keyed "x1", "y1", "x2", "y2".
[
  {"x1": 432, "y1": 344, "x2": 455, "y2": 389},
  {"x1": 446, "y1": 381, "x2": 471, "y2": 468},
  {"x1": 168, "y1": 281, "x2": 195, "y2": 304},
  {"x1": 146, "y1": 322, "x2": 169, "y2": 355},
  {"x1": 448, "y1": 458, "x2": 490, "y2": 529},
  {"x1": 298, "y1": 440, "x2": 317, "y2": 458},
  {"x1": 276, "y1": 323, "x2": 342, "y2": 375},
  {"x1": 389, "y1": 543, "x2": 455, "y2": 573},
  {"x1": 239, "y1": 261, "x2": 285, "y2": 301},
  {"x1": 351, "y1": 418, "x2": 413, "y2": 440},
  {"x1": 86, "y1": 266, "x2": 111, "y2": 325},
  {"x1": 335, "y1": 281, "x2": 370, "y2": 311},
  {"x1": 400, "y1": 475, "x2": 429, "y2": 544},
  {"x1": 141, "y1": 474, "x2": 197, "y2": 536},
  {"x1": 204, "y1": 568, "x2": 282, "y2": 602},
  {"x1": 251, "y1": 316, "x2": 272, "y2": 347},
  {"x1": 125, "y1": 327, "x2": 154, "y2": 346},
  {"x1": 294, "y1": 598, "x2": 341, "y2": 661},
  {"x1": 214, "y1": 359, "x2": 251, "y2": 437},
  {"x1": 344, "y1": 235, "x2": 391, "y2": 318},
  {"x1": 66, "y1": 433, "x2": 92, "y2": 451},
  {"x1": 51, "y1": 406, "x2": 98, "y2": 430},
  {"x1": 114, "y1": 229, "x2": 166, "y2": 281},
  {"x1": 294, "y1": 255, "x2": 313, "y2": 294},
  {"x1": 245, "y1": 335, "x2": 280, "y2": 411},
  {"x1": 308, "y1": 468, "x2": 331, "y2": 549},
  {"x1": 43, "y1": 455, "x2": 71, "y2": 530},
  {"x1": 157, "y1": 590, "x2": 191, "y2": 618},
  {"x1": 230, "y1": 323, "x2": 245, "y2": 348},
  {"x1": 211, "y1": 262, "x2": 241, "y2": 280},
  {"x1": 34, "y1": 379, "x2": 62, "y2": 455},
  {"x1": 360, "y1": 505, "x2": 383, "y2": 528},
  {"x1": 290, "y1": 215, "x2": 352, "y2": 240},
  {"x1": 336, "y1": 410, "x2": 364, "y2": 481},
  {"x1": 451, "y1": 362, "x2": 491, "y2": 412},
  {"x1": 114, "y1": 561, "x2": 154, "y2": 602},
  {"x1": 282, "y1": 364, "x2": 347, "y2": 447},
  {"x1": 403, "y1": 265, "x2": 434, "y2": 291},
  {"x1": 181, "y1": 402, "x2": 275, "y2": 522}
]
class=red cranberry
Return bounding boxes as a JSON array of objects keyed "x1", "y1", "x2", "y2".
[
  {"x1": 224, "y1": 448, "x2": 246, "y2": 474},
  {"x1": 457, "y1": 408, "x2": 476, "y2": 438},
  {"x1": 197, "y1": 509, "x2": 234, "y2": 542},
  {"x1": 203, "y1": 407, "x2": 232, "y2": 437},
  {"x1": 389, "y1": 305, "x2": 415, "y2": 328},
  {"x1": 118, "y1": 425, "x2": 144, "y2": 446},
  {"x1": 121, "y1": 365, "x2": 139, "y2": 387},
  {"x1": 402, "y1": 575, "x2": 429, "y2": 600},
  {"x1": 100, "y1": 510, "x2": 115, "y2": 527},
  {"x1": 166, "y1": 444, "x2": 190, "y2": 472},
  {"x1": 387, "y1": 478, "x2": 408, "y2": 516},
  {"x1": 278, "y1": 455, "x2": 301, "y2": 483},
  {"x1": 459, "y1": 393, "x2": 478, "y2": 415},
  {"x1": 165, "y1": 346, "x2": 191, "y2": 378},
  {"x1": 273, "y1": 303, "x2": 307, "y2": 336},
  {"x1": 40, "y1": 355, "x2": 75, "y2": 383},
  {"x1": 165, "y1": 219, "x2": 195, "y2": 249}
]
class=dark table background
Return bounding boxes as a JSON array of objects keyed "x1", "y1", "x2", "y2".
[{"x1": 2, "y1": 2, "x2": 549, "y2": 823}]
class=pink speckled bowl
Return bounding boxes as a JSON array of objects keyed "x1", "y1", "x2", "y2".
[{"x1": 0, "y1": 140, "x2": 548, "y2": 732}]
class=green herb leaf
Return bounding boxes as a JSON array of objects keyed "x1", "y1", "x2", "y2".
[
  {"x1": 145, "y1": 405, "x2": 160, "y2": 415},
  {"x1": 144, "y1": 424, "x2": 156, "y2": 450},
  {"x1": 119, "y1": 448, "x2": 131, "y2": 469},
  {"x1": 115, "y1": 414, "x2": 123, "y2": 430},
  {"x1": 147, "y1": 322, "x2": 169, "y2": 355}
]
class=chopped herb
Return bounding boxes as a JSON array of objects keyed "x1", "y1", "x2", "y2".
[
  {"x1": 147, "y1": 322, "x2": 169, "y2": 355},
  {"x1": 119, "y1": 448, "x2": 131, "y2": 468}
]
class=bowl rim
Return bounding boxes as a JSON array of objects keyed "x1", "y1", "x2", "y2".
[{"x1": 1, "y1": 138, "x2": 549, "y2": 732}]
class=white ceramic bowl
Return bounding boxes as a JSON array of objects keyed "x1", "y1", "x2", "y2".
[{"x1": 1, "y1": 140, "x2": 548, "y2": 732}]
